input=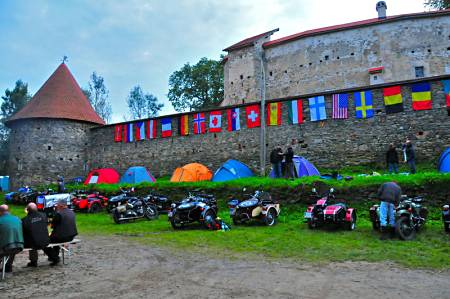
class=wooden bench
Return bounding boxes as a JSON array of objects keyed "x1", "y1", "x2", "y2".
[{"x1": 1, "y1": 239, "x2": 81, "y2": 280}]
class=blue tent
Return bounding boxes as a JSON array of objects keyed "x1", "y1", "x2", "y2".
[
  {"x1": 120, "y1": 166, "x2": 156, "y2": 184},
  {"x1": 269, "y1": 156, "x2": 320, "y2": 178},
  {"x1": 212, "y1": 160, "x2": 254, "y2": 182},
  {"x1": 438, "y1": 147, "x2": 450, "y2": 173}
]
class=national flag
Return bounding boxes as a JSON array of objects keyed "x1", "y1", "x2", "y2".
[
  {"x1": 267, "y1": 102, "x2": 281, "y2": 126},
  {"x1": 308, "y1": 96, "x2": 326, "y2": 121},
  {"x1": 383, "y1": 86, "x2": 403, "y2": 114},
  {"x1": 161, "y1": 118, "x2": 172, "y2": 138},
  {"x1": 442, "y1": 79, "x2": 450, "y2": 109},
  {"x1": 227, "y1": 108, "x2": 240, "y2": 131},
  {"x1": 114, "y1": 124, "x2": 122, "y2": 142},
  {"x1": 146, "y1": 119, "x2": 157, "y2": 139},
  {"x1": 193, "y1": 113, "x2": 206, "y2": 134},
  {"x1": 134, "y1": 121, "x2": 146, "y2": 141},
  {"x1": 209, "y1": 111, "x2": 222, "y2": 133},
  {"x1": 123, "y1": 123, "x2": 133, "y2": 143},
  {"x1": 246, "y1": 105, "x2": 261, "y2": 128},
  {"x1": 179, "y1": 115, "x2": 189, "y2": 136},
  {"x1": 332, "y1": 93, "x2": 348, "y2": 119},
  {"x1": 287, "y1": 99, "x2": 303, "y2": 125},
  {"x1": 354, "y1": 90, "x2": 374, "y2": 119},
  {"x1": 411, "y1": 82, "x2": 432, "y2": 111}
]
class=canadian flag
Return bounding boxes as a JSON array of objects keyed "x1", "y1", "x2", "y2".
[
  {"x1": 245, "y1": 105, "x2": 261, "y2": 128},
  {"x1": 209, "y1": 111, "x2": 222, "y2": 133}
]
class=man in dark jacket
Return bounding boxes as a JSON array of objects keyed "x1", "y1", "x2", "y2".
[
  {"x1": 386, "y1": 143, "x2": 399, "y2": 174},
  {"x1": 377, "y1": 182, "x2": 401, "y2": 240},
  {"x1": 284, "y1": 147, "x2": 295, "y2": 178},
  {"x1": 403, "y1": 139, "x2": 416, "y2": 174},
  {"x1": 0, "y1": 205, "x2": 24, "y2": 273},
  {"x1": 269, "y1": 147, "x2": 283, "y2": 178},
  {"x1": 22, "y1": 203, "x2": 50, "y2": 267},
  {"x1": 43, "y1": 199, "x2": 78, "y2": 266}
]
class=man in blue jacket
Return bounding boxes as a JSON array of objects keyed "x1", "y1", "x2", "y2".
[{"x1": 0, "y1": 204, "x2": 24, "y2": 273}]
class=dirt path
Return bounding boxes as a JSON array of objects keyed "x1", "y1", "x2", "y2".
[{"x1": 1, "y1": 235, "x2": 448, "y2": 299}]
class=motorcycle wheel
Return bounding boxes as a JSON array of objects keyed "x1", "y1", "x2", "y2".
[
  {"x1": 372, "y1": 221, "x2": 380, "y2": 231},
  {"x1": 88, "y1": 202, "x2": 101, "y2": 213},
  {"x1": 307, "y1": 219, "x2": 317, "y2": 229},
  {"x1": 395, "y1": 216, "x2": 416, "y2": 240},
  {"x1": 444, "y1": 223, "x2": 449, "y2": 233},
  {"x1": 145, "y1": 205, "x2": 159, "y2": 220},
  {"x1": 170, "y1": 216, "x2": 184, "y2": 229},
  {"x1": 112, "y1": 210, "x2": 123, "y2": 224},
  {"x1": 346, "y1": 212, "x2": 356, "y2": 231},
  {"x1": 263, "y1": 209, "x2": 276, "y2": 226},
  {"x1": 232, "y1": 216, "x2": 240, "y2": 225},
  {"x1": 203, "y1": 210, "x2": 216, "y2": 229}
]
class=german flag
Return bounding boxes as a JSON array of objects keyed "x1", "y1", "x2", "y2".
[
  {"x1": 267, "y1": 102, "x2": 281, "y2": 126},
  {"x1": 411, "y1": 82, "x2": 432, "y2": 111},
  {"x1": 179, "y1": 115, "x2": 189, "y2": 136},
  {"x1": 383, "y1": 86, "x2": 403, "y2": 114}
]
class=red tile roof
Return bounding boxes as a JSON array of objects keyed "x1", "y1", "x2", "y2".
[
  {"x1": 263, "y1": 9, "x2": 450, "y2": 49},
  {"x1": 6, "y1": 63, "x2": 105, "y2": 126},
  {"x1": 223, "y1": 28, "x2": 279, "y2": 52}
]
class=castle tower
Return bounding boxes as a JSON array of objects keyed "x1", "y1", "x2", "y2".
[{"x1": 5, "y1": 63, "x2": 105, "y2": 188}]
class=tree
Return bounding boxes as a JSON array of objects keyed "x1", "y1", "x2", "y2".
[
  {"x1": 82, "y1": 72, "x2": 113, "y2": 123},
  {"x1": 126, "y1": 85, "x2": 164, "y2": 119},
  {"x1": 168, "y1": 57, "x2": 224, "y2": 112},
  {"x1": 424, "y1": 0, "x2": 450, "y2": 9}
]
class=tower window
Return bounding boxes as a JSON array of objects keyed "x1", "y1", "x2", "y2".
[
  {"x1": 414, "y1": 66, "x2": 424, "y2": 78},
  {"x1": 48, "y1": 146, "x2": 52, "y2": 150},
  {"x1": 324, "y1": 55, "x2": 329, "y2": 60}
]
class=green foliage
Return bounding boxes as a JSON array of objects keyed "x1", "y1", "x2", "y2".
[
  {"x1": 82, "y1": 72, "x2": 112, "y2": 123},
  {"x1": 424, "y1": 0, "x2": 450, "y2": 9},
  {"x1": 126, "y1": 85, "x2": 164, "y2": 120},
  {"x1": 168, "y1": 57, "x2": 224, "y2": 112}
]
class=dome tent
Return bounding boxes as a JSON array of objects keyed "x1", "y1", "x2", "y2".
[
  {"x1": 120, "y1": 166, "x2": 156, "y2": 184},
  {"x1": 438, "y1": 147, "x2": 450, "y2": 173},
  {"x1": 269, "y1": 156, "x2": 320, "y2": 178},
  {"x1": 212, "y1": 159, "x2": 254, "y2": 182},
  {"x1": 170, "y1": 163, "x2": 212, "y2": 182},
  {"x1": 84, "y1": 168, "x2": 120, "y2": 185}
]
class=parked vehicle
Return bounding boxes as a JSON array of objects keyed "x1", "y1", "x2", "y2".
[
  {"x1": 304, "y1": 188, "x2": 356, "y2": 230},
  {"x1": 5, "y1": 186, "x2": 37, "y2": 204},
  {"x1": 442, "y1": 204, "x2": 449, "y2": 233},
  {"x1": 36, "y1": 191, "x2": 72, "y2": 218},
  {"x1": 71, "y1": 191, "x2": 109, "y2": 213},
  {"x1": 228, "y1": 189, "x2": 280, "y2": 226},
  {"x1": 142, "y1": 193, "x2": 172, "y2": 213},
  {"x1": 369, "y1": 195, "x2": 428, "y2": 240},
  {"x1": 168, "y1": 192, "x2": 217, "y2": 229},
  {"x1": 107, "y1": 188, "x2": 139, "y2": 212},
  {"x1": 111, "y1": 197, "x2": 158, "y2": 224}
]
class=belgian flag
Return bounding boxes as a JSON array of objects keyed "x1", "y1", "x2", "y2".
[
  {"x1": 411, "y1": 82, "x2": 432, "y2": 111},
  {"x1": 179, "y1": 115, "x2": 189, "y2": 136},
  {"x1": 383, "y1": 86, "x2": 403, "y2": 114}
]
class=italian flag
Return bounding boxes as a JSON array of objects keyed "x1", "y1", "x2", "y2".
[
  {"x1": 267, "y1": 102, "x2": 281, "y2": 126},
  {"x1": 288, "y1": 99, "x2": 303, "y2": 124}
]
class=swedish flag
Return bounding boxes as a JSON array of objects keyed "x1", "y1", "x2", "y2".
[{"x1": 354, "y1": 90, "x2": 374, "y2": 119}]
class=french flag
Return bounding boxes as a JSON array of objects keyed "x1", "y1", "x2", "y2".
[
  {"x1": 161, "y1": 118, "x2": 172, "y2": 138},
  {"x1": 134, "y1": 122, "x2": 146, "y2": 141},
  {"x1": 146, "y1": 119, "x2": 157, "y2": 139},
  {"x1": 227, "y1": 108, "x2": 240, "y2": 131},
  {"x1": 124, "y1": 123, "x2": 133, "y2": 143}
]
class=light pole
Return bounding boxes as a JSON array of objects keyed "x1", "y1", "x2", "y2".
[{"x1": 258, "y1": 47, "x2": 266, "y2": 176}]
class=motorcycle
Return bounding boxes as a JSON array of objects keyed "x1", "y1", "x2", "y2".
[
  {"x1": 5, "y1": 186, "x2": 38, "y2": 204},
  {"x1": 36, "y1": 189, "x2": 72, "y2": 219},
  {"x1": 142, "y1": 193, "x2": 172, "y2": 213},
  {"x1": 168, "y1": 192, "x2": 217, "y2": 229},
  {"x1": 369, "y1": 195, "x2": 428, "y2": 240},
  {"x1": 107, "y1": 188, "x2": 139, "y2": 213},
  {"x1": 71, "y1": 190, "x2": 109, "y2": 213},
  {"x1": 111, "y1": 197, "x2": 158, "y2": 224},
  {"x1": 442, "y1": 204, "x2": 449, "y2": 233},
  {"x1": 304, "y1": 188, "x2": 356, "y2": 230},
  {"x1": 228, "y1": 189, "x2": 280, "y2": 226}
]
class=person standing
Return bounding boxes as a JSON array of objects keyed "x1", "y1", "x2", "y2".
[
  {"x1": 377, "y1": 182, "x2": 401, "y2": 240},
  {"x1": 386, "y1": 144, "x2": 399, "y2": 174},
  {"x1": 284, "y1": 147, "x2": 295, "y2": 178},
  {"x1": 270, "y1": 146, "x2": 283, "y2": 178},
  {"x1": 403, "y1": 139, "x2": 416, "y2": 174},
  {"x1": 0, "y1": 205, "x2": 24, "y2": 273},
  {"x1": 22, "y1": 203, "x2": 50, "y2": 267}
]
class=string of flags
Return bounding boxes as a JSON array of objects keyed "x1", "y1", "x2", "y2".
[{"x1": 115, "y1": 80, "x2": 450, "y2": 142}]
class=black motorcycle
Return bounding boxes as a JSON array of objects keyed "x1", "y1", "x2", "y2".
[
  {"x1": 143, "y1": 193, "x2": 172, "y2": 213},
  {"x1": 442, "y1": 204, "x2": 449, "y2": 233},
  {"x1": 111, "y1": 197, "x2": 158, "y2": 224},
  {"x1": 107, "y1": 188, "x2": 139, "y2": 213},
  {"x1": 168, "y1": 192, "x2": 217, "y2": 229}
]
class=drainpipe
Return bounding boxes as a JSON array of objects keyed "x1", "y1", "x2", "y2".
[{"x1": 258, "y1": 47, "x2": 266, "y2": 176}]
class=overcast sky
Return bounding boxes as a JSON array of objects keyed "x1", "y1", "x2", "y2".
[{"x1": 0, "y1": 0, "x2": 430, "y2": 123}]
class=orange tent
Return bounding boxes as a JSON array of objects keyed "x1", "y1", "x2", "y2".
[{"x1": 170, "y1": 163, "x2": 213, "y2": 182}]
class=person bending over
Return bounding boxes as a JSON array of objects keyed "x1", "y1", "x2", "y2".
[{"x1": 377, "y1": 182, "x2": 401, "y2": 240}]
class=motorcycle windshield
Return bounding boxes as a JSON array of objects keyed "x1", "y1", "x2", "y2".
[{"x1": 239, "y1": 199, "x2": 258, "y2": 208}]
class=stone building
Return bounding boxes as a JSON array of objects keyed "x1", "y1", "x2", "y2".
[{"x1": 221, "y1": 8, "x2": 450, "y2": 106}]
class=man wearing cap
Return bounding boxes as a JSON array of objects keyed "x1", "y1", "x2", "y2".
[
  {"x1": 0, "y1": 204, "x2": 24, "y2": 273},
  {"x1": 43, "y1": 199, "x2": 77, "y2": 266},
  {"x1": 22, "y1": 203, "x2": 50, "y2": 267}
]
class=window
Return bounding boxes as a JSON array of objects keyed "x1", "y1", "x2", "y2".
[
  {"x1": 17, "y1": 159, "x2": 23, "y2": 171},
  {"x1": 48, "y1": 146, "x2": 52, "y2": 150},
  {"x1": 415, "y1": 66, "x2": 424, "y2": 78}
]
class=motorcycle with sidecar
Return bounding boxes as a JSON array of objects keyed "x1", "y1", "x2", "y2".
[{"x1": 168, "y1": 192, "x2": 217, "y2": 229}]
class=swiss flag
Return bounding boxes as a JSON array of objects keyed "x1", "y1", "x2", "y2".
[
  {"x1": 246, "y1": 105, "x2": 261, "y2": 128},
  {"x1": 209, "y1": 111, "x2": 222, "y2": 133}
]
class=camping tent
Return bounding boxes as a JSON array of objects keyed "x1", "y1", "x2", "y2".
[
  {"x1": 438, "y1": 147, "x2": 450, "y2": 173},
  {"x1": 269, "y1": 156, "x2": 320, "y2": 178},
  {"x1": 84, "y1": 168, "x2": 120, "y2": 185},
  {"x1": 170, "y1": 163, "x2": 212, "y2": 182},
  {"x1": 120, "y1": 166, "x2": 156, "y2": 184},
  {"x1": 212, "y1": 159, "x2": 254, "y2": 182}
]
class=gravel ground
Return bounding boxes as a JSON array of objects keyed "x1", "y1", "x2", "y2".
[{"x1": 1, "y1": 235, "x2": 449, "y2": 299}]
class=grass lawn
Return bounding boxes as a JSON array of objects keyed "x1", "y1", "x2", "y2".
[{"x1": 5, "y1": 198, "x2": 449, "y2": 270}]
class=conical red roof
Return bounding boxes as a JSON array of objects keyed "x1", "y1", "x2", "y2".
[{"x1": 6, "y1": 63, "x2": 105, "y2": 125}]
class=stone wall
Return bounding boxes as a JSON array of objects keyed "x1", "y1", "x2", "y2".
[
  {"x1": 88, "y1": 79, "x2": 450, "y2": 178},
  {"x1": 222, "y1": 14, "x2": 450, "y2": 106},
  {"x1": 7, "y1": 119, "x2": 95, "y2": 188}
]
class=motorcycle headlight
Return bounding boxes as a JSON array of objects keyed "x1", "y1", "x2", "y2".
[{"x1": 171, "y1": 203, "x2": 176, "y2": 208}]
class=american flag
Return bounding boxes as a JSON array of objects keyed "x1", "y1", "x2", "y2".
[{"x1": 332, "y1": 93, "x2": 348, "y2": 119}]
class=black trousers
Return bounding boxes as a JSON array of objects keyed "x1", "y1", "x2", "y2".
[
  {"x1": 43, "y1": 236, "x2": 74, "y2": 261},
  {"x1": 0, "y1": 253, "x2": 15, "y2": 270}
]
